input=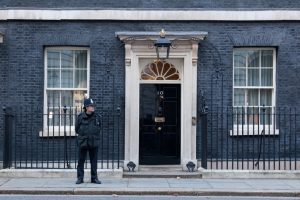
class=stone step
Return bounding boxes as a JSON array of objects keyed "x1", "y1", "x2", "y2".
[
  {"x1": 123, "y1": 172, "x2": 202, "y2": 179},
  {"x1": 123, "y1": 165, "x2": 202, "y2": 178},
  {"x1": 0, "y1": 168, "x2": 123, "y2": 179}
]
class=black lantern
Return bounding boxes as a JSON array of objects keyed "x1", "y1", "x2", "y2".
[{"x1": 154, "y1": 29, "x2": 171, "y2": 60}]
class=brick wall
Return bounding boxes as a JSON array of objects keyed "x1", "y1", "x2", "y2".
[
  {"x1": 0, "y1": 20, "x2": 300, "y2": 163},
  {"x1": 0, "y1": 25, "x2": 8, "y2": 161}
]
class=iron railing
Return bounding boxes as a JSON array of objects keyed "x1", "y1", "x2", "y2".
[
  {"x1": 200, "y1": 106, "x2": 300, "y2": 170},
  {"x1": 2, "y1": 105, "x2": 123, "y2": 169},
  {"x1": 3, "y1": 104, "x2": 299, "y2": 170}
]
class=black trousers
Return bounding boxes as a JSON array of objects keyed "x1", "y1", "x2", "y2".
[{"x1": 77, "y1": 147, "x2": 98, "y2": 180}]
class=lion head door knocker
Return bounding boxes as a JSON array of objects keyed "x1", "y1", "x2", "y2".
[{"x1": 154, "y1": 90, "x2": 165, "y2": 133}]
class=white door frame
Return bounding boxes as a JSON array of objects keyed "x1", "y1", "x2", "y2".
[{"x1": 116, "y1": 31, "x2": 207, "y2": 171}]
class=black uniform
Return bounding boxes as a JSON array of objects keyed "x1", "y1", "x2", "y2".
[{"x1": 75, "y1": 111, "x2": 101, "y2": 181}]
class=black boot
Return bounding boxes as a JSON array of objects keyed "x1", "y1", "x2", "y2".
[
  {"x1": 91, "y1": 178, "x2": 101, "y2": 184},
  {"x1": 76, "y1": 179, "x2": 84, "y2": 184}
]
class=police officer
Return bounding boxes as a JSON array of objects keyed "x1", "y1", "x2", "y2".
[{"x1": 75, "y1": 98, "x2": 101, "y2": 184}]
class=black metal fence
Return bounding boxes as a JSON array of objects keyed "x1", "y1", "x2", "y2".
[
  {"x1": 200, "y1": 106, "x2": 300, "y2": 170},
  {"x1": 2, "y1": 105, "x2": 123, "y2": 169}
]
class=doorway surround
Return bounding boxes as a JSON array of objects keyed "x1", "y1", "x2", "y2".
[{"x1": 116, "y1": 31, "x2": 207, "y2": 171}]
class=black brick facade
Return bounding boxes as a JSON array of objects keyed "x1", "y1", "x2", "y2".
[
  {"x1": 0, "y1": 26, "x2": 8, "y2": 161},
  {"x1": 0, "y1": 20, "x2": 300, "y2": 164}
]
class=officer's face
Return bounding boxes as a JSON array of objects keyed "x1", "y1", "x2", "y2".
[{"x1": 86, "y1": 105, "x2": 94, "y2": 113}]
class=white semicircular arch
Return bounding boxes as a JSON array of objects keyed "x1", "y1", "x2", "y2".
[{"x1": 140, "y1": 60, "x2": 180, "y2": 81}]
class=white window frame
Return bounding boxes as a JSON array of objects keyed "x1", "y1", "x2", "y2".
[
  {"x1": 231, "y1": 47, "x2": 278, "y2": 136},
  {"x1": 139, "y1": 58, "x2": 183, "y2": 84},
  {"x1": 40, "y1": 46, "x2": 90, "y2": 137}
]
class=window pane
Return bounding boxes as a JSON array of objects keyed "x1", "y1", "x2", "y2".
[
  {"x1": 248, "y1": 69, "x2": 259, "y2": 86},
  {"x1": 47, "y1": 91, "x2": 60, "y2": 107},
  {"x1": 47, "y1": 51, "x2": 60, "y2": 69},
  {"x1": 261, "y1": 50, "x2": 273, "y2": 68},
  {"x1": 247, "y1": 89, "x2": 258, "y2": 106},
  {"x1": 234, "y1": 51, "x2": 247, "y2": 68},
  {"x1": 260, "y1": 107, "x2": 272, "y2": 125},
  {"x1": 61, "y1": 50, "x2": 73, "y2": 68},
  {"x1": 261, "y1": 69, "x2": 273, "y2": 86},
  {"x1": 234, "y1": 68, "x2": 246, "y2": 86},
  {"x1": 234, "y1": 89, "x2": 245, "y2": 106},
  {"x1": 61, "y1": 69, "x2": 73, "y2": 88},
  {"x1": 248, "y1": 51, "x2": 259, "y2": 68},
  {"x1": 74, "y1": 90, "x2": 86, "y2": 109},
  {"x1": 233, "y1": 107, "x2": 245, "y2": 125},
  {"x1": 157, "y1": 46, "x2": 168, "y2": 59},
  {"x1": 75, "y1": 70, "x2": 87, "y2": 88},
  {"x1": 75, "y1": 50, "x2": 87, "y2": 69},
  {"x1": 47, "y1": 69, "x2": 60, "y2": 88},
  {"x1": 260, "y1": 89, "x2": 272, "y2": 106},
  {"x1": 247, "y1": 107, "x2": 259, "y2": 125},
  {"x1": 61, "y1": 90, "x2": 73, "y2": 107},
  {"x1": 61, "y1": 107, "x2": 72, "y2": 126},
  {"x1": 48, "y1": 108, "x2": 60, "y2": 126}
]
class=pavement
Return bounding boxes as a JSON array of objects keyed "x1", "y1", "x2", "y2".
[{"x1": 0, "y1": 177, "x2": 300, "y2": 197}]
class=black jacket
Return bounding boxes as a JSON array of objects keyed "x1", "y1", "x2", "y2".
[{"x1": 75, "y1": 111, "x2": 101, "y2": 148}]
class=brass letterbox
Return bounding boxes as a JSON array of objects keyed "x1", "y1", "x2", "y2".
[{"x1": 154, "y1": 117, "x2": 165, "y2": 123}]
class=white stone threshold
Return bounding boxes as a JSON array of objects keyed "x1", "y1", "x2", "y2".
[
  {"x1": 199, "y1": 168, "x2": 300, "y2": 179},
  {"x1": 1, "y1": 168, "x2": 300, "y2": 179},
  {"x1": 0, "y1": 168, "x2": 123, "y2": 179},
  {"x1": 0, "y1": 9, "x2": 300, "y2": 21}
]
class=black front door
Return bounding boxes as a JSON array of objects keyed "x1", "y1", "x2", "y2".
[{"x1": 139, "y1": 84, "x2": 181, "y2": 165}]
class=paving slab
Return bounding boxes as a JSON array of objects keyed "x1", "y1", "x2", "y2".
[
  {"x1": 43, "y1": 178, "x2": 90, "y2": 188},
  {"x1": 244, "y1": 180, "x2": 295, "y2": 190},
  {"x1": 166, "y1": 178, "x2": 205, "y2": 184},
  {"x1": 0, "y1": 178, "x2": 47, "y2": 188},
  {"x1": 207, "y1": 181, "x2": 252, "y2": 190},
  {"x1": 127, "y1": 178, "x2": 169, "y2": 188},
  {"x1": 281, "y1": 179, "x2": 300, "y2": 190},
  {"x1": 0, "y1": 179, "x2": 9, "y2": 187},
  {"x1": 70, "y1": 179, "x2": 129, "y2": 188},
  {"x1": 168, "y1": 183, "x2": 212, "y2": 189},
  {"x1": 202, "y1": 179, "x2": 253, "y2": 189},
  {"x1": 0, "y1": 177, "x2": 299, "y2": 197},
  {"x1": 167, "y1": 179, "x2": 212, "y2": 189}
]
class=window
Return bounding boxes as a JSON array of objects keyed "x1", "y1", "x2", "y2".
[
  {"x1": 42, "y1": 47, "x2": 89, "y2": 136},
  {"x1": 140, "y1": 60, "x2": 180, "y2": 81},
  {"x1": 233, "y1": 48, "x2": 277, "y2": 135}
]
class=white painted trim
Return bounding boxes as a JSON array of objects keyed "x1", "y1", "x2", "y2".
[
  {"x1": 121, "y1": 35, "x2": 203, "y2": 171},
  {"x1": 139, "y1": 58, "x2": 182, "y2": 83},
  {"x1": 39, "y1": 129, "x2": 76, "y2": 137},
  {"x1": 199, "y1": 169, "x2": 300, "y2": 179},
  {"x1": 1, "y1": 9, "x2": 300, "y2": 21},
  {"x1": 232, "y1": 48, "x2": 276, "y2": 133},
  {"x1": 139, "y1": 80, "x2": 181, "y2": 84},
  {"x1": 43, "y1": 46, "x2": 90, "y2": 137},
  {"x1": 230, "y1": 126, "x2": 279, "y2": 136}
]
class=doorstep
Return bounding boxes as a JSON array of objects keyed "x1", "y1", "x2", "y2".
[
  {"x1": 0, "y1": 168, "x2": 123, "y2": 179},
  {"x1": 199, "y1": 168, "x2": 300, "y2": 179},
  {"x1": 123, "y1": 165, "x2": 202, "y2": 178}
]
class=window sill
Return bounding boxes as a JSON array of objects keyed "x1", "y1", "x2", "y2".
[
  {"x1": 230, "y1": 126, "x2": 279, "y2": 136},
  {"x1": 39, "y1": 130, "x2": 76, "y2": 137}
]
